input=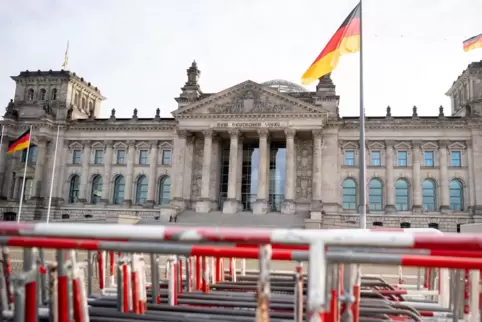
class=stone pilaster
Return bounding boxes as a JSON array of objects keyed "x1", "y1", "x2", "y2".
[
  {"x1": 56, "y1": 142, "x2": 69, "y2": 204},
  {"x1": 172, "y1": 130, "x2": 188, "y2": 210},
  {"x1": 281, "y1": 129, "x2": 297, "y2": 215},
  {"x1": 223, "y1": 129, "x2": 241, "y2": 214},
  {"x1": 123, "y1": 140, "x2": 136, "y2": 206},
  {"x1": 467, "y1": 139, "x2": 476, "y2": 212},
  {"x1": 320, "y1": 131, "x2": 339, "y2": 213},
  {"x1": 0, "y1": 137, "x2": 9, "y2": 199},
  {"x1": 310, "y1": 130, "x2": 323, "y2": 218},
  {"x1": 439, "y1": 141, "x2": 451, "y2": 213},
  {"x1": 100, "y1": 140, "x2": 113, "y2": 205},
  {"x1": 195, "y1": 130, "x2": 213, "y2": 213},
  {"x1": 384, "y1": 140, "x2": 396, "y2": 214},
  {"x1": 77, "y1": 140, "x2": 91, "y2": 203},
  {"x1": 31, "y1": 139, "x2": 47, "y2": 199},
  {"x1": 412, "y1": 141, "x2": 422, "y2": 213},
  {"x1": 253, "y1": 129, "x2": 269, "y2": 215},
  {"x1": 236, "y1": 136, "x2": 244, "y2": 212},
  {"x1": 182, "y1": 135, "x2": 195, "y2": 208},
  {"x1": 145, "y1": 140, "x2": 158, "y2": 207}
]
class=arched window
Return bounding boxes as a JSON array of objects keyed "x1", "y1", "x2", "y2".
[
  {"x1": 395, "y1": 179, "x2": 409, "y2": 211},
  {"x1": 113, "y1": 176, "x2": 125, "y2": 205},
  {"x1": 91, "y1": 175, "x2": 103, "y2": 204},
  {"x1": 342, "y1": 178, "x2": 357, "y2": 210},
  {"x1": 68, "y1": 175, "x2": 80, "y2": 203},
  {"x1": 27, "y1": 89, "x2": 34, "y2": 101},
  {"x1": 81, "y1": 97, "x2": 86, "y2": 110},
  {"x1": 449, "y1": 179, "x2": 464, "y2": 211},
  {"x1": 51, "y1": 88, "x2": 57, "y2": 100},
  {"x1": 422, "y1": 179, "x2": 437, "y2": 211},
  {"x1": 158, "y1": 176, "x2": 171, "y2": 205},
  {"x1": 135, "y1": 175, "x2": 148, "y2": 205},
  {"x1": 368, "y1": 179, "x2": 383, "y2": 211},
  {"x1": 21, "y1": 145, "x2": 38, "y2": 164},
  {"x1": 40, "y1": 88, "x2": 46, "y2": 100},
  {"x1": 88, "y1": 101, "x2": 94, "y2": 113}
]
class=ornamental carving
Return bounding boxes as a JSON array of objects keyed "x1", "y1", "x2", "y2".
[
  {"x1": 295, "y1": 139, "x2": 313, "y2": 202},
  {"x1": 190, "y1": 140, "x2": 204, "y2": 199},
  {"x1": 208, "y1": 90, "x2": 293, "y2": 114}
]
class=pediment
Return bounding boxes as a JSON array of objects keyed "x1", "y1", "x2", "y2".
[
  {"x1": 394, "y1": 142, "x2": 411, "y2": 150},
  {"x1": 159, "y1": 141, "x2": 173, "y2": 149},
  {"x1": 173, "y1": 80, "x2": 328, "y2": 117},
  {"x1": 342, "y1": 142, "x2": 359, "y2": 150},
  {"x1": 14, "y1": 165, "x2": 34, "y2": 176},
  {"x1": 367, "y1": 141, "x2": 385, "y2": 150},
  {"x1": 448, "y1": 142, "x2": 466, "y2": 150},
  {"x1": 421, "y1": 142, "x2": 438, "y2": 150},
  {"x1": 113, "y1": 142, "x2": 127, "y2": 149}
]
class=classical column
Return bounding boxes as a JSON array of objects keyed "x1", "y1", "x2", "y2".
[
  {"x1": 77, "y1": 140, "x2": 91, "y2": 203},
  {"x1": 195, "y1": 130, "x2": 213, "y2": 213},
  {"x1": 172, "y1": 130, "x2": 188, "y2": 209},
  {"x1": 253, "y1": 129, "x2": 269, "y2": 215},
  {"x1": 412, "y1": 141, "x2": 422, "y2": 213},
  {"x1": 310, "y1": 130, "x2": 323, "y2": 218},
  {"x1": 384, "y1": 141, "x2": 396, "y2": 214},
  {"x1": 123, "y1": 140, "x2": 136, "y2": 206},
  {"x1": 182, "y1": 135, "x2": 195, "y2": 206},
  {"x1": 0, "y1": 137, "x2": 9, "y2": 199},
  {"x1": 236, "y1": 136, "x2": 243, "y2": 211},
  {"x1": 223, "y1": 129, "x2": 241, "y2": 214},
  {"x1": 439, "y1": 141, "x2": 451, "y2": 213},
  {"x1": 281, "y1": 129, "x2": 297, "y2": 215},
  {"x1": 145, "y1": 140, "x2": 158, "y2": 207},
  {"x1": 100, "y1": 140, "x2": 113, "y2": 204},
  {"x1": 56, "y1": 142, "x2": 69, "y2": 203},
  {"x1": 467, "y1": 140, "x2": 476, "y2": 212},
  {"x1": 31, "y1": 139, "x2": 47, "y2": 199}
]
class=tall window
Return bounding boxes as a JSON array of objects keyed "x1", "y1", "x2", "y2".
[
  {"x1": 424, "y1": 151, "x2": 434, "y2": 167},
  {"x1": 68, "y1": 175, "x2": 80, "y2": 203},
  {"x1": 345, "y1": 151, "x2": 355, "y2": 167},
  {"x1": 139, "y1": 150, "x2": 148, "y2": 164},
  {"x1": 449, "y1": 179, "x2": 464, "y2": 211},
  {"x1": 135, "y1": 175, "x2": 148, "y2": 205},
  {"x1": 91, "y1": 175, "x2": 103, "y2": 204},
  {"x1": 371, "y1": 152, "x2": 381, "y2": 166},
  {"x1": 422, "y1": 179, "x2": 437, "y2": 211},
  {"x1": 72, "y1": 150, "x2": 81, "y2": 164},
  {"x1": 158, "y1": 176, "x2": 171, "y2": 205},
  {"x1": 342, "y1": 178, "x2": 357, "y2": 210},
  {"x1": 451, "y1": 151, "x2": 461, "y2": 167},
  {"x1": 395, "y1": 179, "x2": 409, "y2": 211},
  {"x1": 113, "y1": 176, "x2": 125, "y2": 205},
  {"x1": 116, "y1": 150, "x2": 126, "y2": 164},
  {"x1": 51, "y1": 88, "x2": 57, "y2": 100},
  {"x1": 22, "y1": 146, "x2": 38, "y2": 164},
  {"x1": 94, "y1": 150, "x2": 103, "y2": 164},
  {"x1": 40, "y1": 88, "x2": 46, "y2": 100},
  {"x1": 162, "y1": 150, "x2": 171, "y2": 165},
  {"x1": 397, "y1": 151, "x2": 407, "y2": 167},
  {"x1": 368, "y1": 179, "x2": 383, "y2": 211},
  {"x1": 23, "y1": 178, "x2": 33, "y2": 201},
  {"x1": 27, "y1": 89, "x2": 34, "y2": 101},
  {"x1": 81, "y1": 97, "x2": 86, "y2": 110}
]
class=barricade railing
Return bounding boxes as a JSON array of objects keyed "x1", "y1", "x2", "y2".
[{"x1": 0, "y1": 223, "x2": 481, "y2": 321}]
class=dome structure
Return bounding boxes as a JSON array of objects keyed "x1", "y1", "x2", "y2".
[{"x1": 261, "y1": 79, "x2": 308, "y2": 93}]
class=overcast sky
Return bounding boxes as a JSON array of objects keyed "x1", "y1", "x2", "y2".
[{"x1": 0, "y1": 0, "x2": 480, "y2": 119}]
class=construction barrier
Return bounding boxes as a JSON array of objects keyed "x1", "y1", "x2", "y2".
[{"x1": 0, "y1": 223, "x2": 481, "y2": 321}]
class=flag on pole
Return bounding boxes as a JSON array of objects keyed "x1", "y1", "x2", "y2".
[
  {"x1": 61, "y1": 40, "x2": 69, "y2": 69},
  {"x1": 301, "y1": 3, "x2": 361, "y2": 85},
  {"x1": 7, "y1": 129, "x2": 31, "y2": 154},
  {"x1": 463, "y1": 33, "x2": 482, "y2": 52}
]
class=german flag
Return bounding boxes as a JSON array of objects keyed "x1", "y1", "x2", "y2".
[
  {"x1": 301, "y1": 3, "x2": 361, "y2": 85},
  {"x1": 463, "y1": 33, "x2": 482, "y2": 52},
  {"x1": 7, "y1": 129, "x2": 31, "y2": 154}
]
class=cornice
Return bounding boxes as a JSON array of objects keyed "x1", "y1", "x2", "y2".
[
  {"x1": 175, "y1": 113, "x2": 326, "y2": 120},
  {"x1": 67, "y1": 124, "x2": 176, "y2": 132}
]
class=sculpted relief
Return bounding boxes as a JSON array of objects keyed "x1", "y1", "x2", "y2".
[
  {"x1": 208, "y1": 90, "x2": 294, "y2": 114},
  {"x1": 296, "y1": 139, "x2": 313, "y2": 202}
]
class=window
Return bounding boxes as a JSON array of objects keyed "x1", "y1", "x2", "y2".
[
  {"x1": 88, "y1": 101, "x2": 93, "y2": 113},
  {"x1": 72, "y1": 150, "x2": 81, "y2": 164},
  {"x1": 162, "y1": 150, "x2": 171, "y2": 165},
  {"x1": 68, "y1": 175, "x2": 80, "y2": 203},
  {"x1": 113, "y1": 176, "x2": 125, "y2": 205},
  {"x1": 345, "y1": 151, "x2": 355, "y2": 166},
  {"x1": 139, "y1": 150, "x2": 148, "y2": 165},
  {"x1": 395, "y1": 179, "x2": 409, "y2": 211},
  {"x1": 424, "y1": 151, "x2": 434, "y2": 167},
  {"x1": 372, "y1": 222, "x2": 383, "y2": 227},
  {"x1": 27, "y1": 89, "x2": 34, "y2": 101},
  {"x1": 51, "y1": 88, "x2": 57, "y2": 100},
  {"x1": 368, "y1": 179, "x2": 383, "y2": 211},
  {"x1": 422, "y1": 179, "x2": 436, "y2": 211},
  {"x1": 116, "y1": 150, "x2": 126, "y2": 164},
  {"x1": 40, "y1": 88, "x2": 46, "y2": 100},
  {"x1": 74, "y1": 93, "x2": 79, "y2": 106},
  {"x1": 397, "y1": 151, "x2": 407, "y2": 167},
  {"x1": 23, "y1": 178, "x2": 33, "y2": 201},
  {"x1": 94, "y1": 150, "x2": 103, "y2": 164},
  {"x1": 3, "y1": 212, "x2": 16, "y2": 221},
  {"x1": 81, "y1": 97, "x2": 86, "y2": 110},
  {"x1": 449, "y1": 179, "x2": 464, "y2": 211},
  {"x1": 135, "y1": 175, "x2": 148, "y2": 205},
  {"x1": 91, "y1": 175, "x2": 103, "y2": 204},
  {"x1": 342, "y1": 178, "x2": 357, "y2": 210},
  {"x1": 451, "y1": 151, "x2": 461, "y2": 167},
  {"x1": 21, "y1": 145, "x2": 38, "y2": 164},
  {"x1": 428, "y1": 223, "x2": 439, "y2": 230},
  {"x1": 158, "y1": 176, "x2": 171, "y2": 205},
  {"x1": 400, "y1": 222, "x2": 411, "y2": 228},
  {"x1": 371, "y1": 151, "x2": 381, "y2": 166}
]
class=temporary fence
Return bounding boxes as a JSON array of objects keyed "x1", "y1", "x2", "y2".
[{"x1": 0, "y1": 223, "x2": 481, "y2": 321}]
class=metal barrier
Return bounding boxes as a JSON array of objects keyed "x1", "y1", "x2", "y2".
[{"x1": 0, "y1": 223, "x2": 481, "y2": 321}]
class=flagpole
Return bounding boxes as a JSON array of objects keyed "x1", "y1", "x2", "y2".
[
  {"x1": 17, "y1": 125, "x2": 33, "y2": 223},
  {"x1": 46, "y1": 125, "x2": 60, "y2": 223},
  {"x1": 358, "y1": 1, "x2": 366, "y2": 230}
]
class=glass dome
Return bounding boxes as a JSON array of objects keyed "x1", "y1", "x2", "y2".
[{"x1": 262, "y1": 79, "x2": 308, "y2": 93}]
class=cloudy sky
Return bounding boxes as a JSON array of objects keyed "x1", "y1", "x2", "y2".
[{"x1": 0, "y1": 0, "x2": 480, "y2": 119}]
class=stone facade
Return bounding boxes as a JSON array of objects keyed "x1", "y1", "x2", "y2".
[{"x1": 1, "y1": 61, "x2": 482, "y2": 232}]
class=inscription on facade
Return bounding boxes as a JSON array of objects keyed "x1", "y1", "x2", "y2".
[{"x1": 214, "y1": 122, "x2": 286, "y2": 128}]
